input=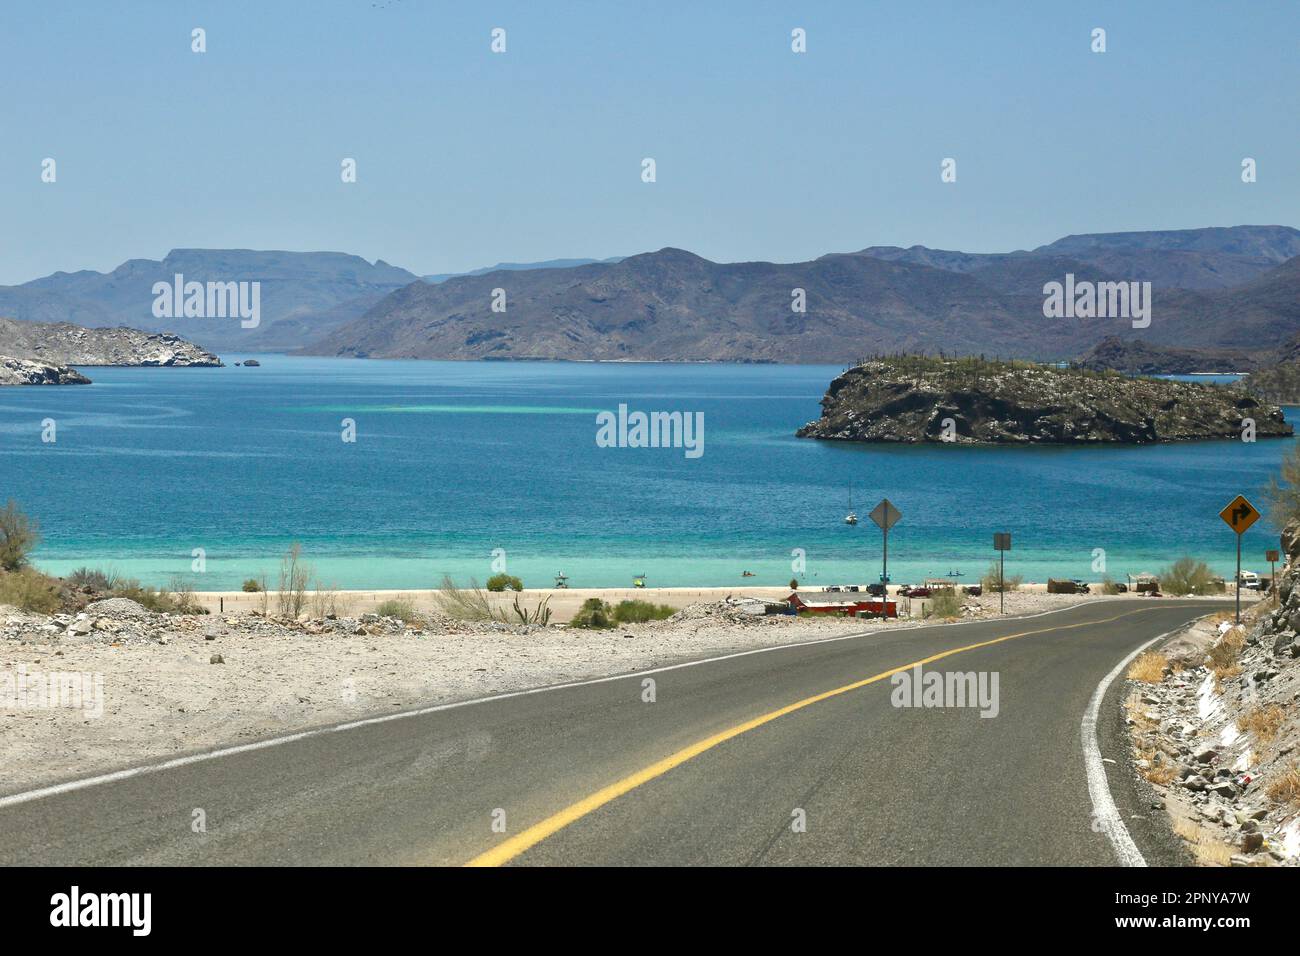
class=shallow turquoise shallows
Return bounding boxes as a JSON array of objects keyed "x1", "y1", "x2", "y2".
[{"x1": 0, "y1": 357, "x2": 1292, "y2": 590}]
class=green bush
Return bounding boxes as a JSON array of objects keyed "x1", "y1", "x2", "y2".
[
  {"x1": 789, "y1": 578, "x2": 799, "y2": 590},
  {"x1": 0, "y1": 500, "x2": 39, "y2": 572},
  {"x1": 0, "y1": 568, "x2": 61, "y2": 613},
  {"x1": 1157, "y1": 557, "x2": 1219, "y2": 596},
  {"x1": 376, "y1": 598, "x2": 421, "y2": 624},
  {"x1": 242, "y1": 578, "x2": 262, "y2": 593},
  {"x1": 611, "y1": 599, "x2": 675, "y2": 623},
  {"x1": 486, "y1": 573, "x2": 523, "y2": 592},
  {"x1": 569, "y1": 597, "x2": 615, "y2": 629}
]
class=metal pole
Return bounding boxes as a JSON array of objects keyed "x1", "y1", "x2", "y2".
[
  {"x1": 999, "y1": 550, "x2": 1005, "y2": 615},
  {"x1": 882, "y1": 527, "x2": 888, "y2": 599},
  {"x1": 1235, "y1": 533, "x2": 1242, "y2": 624}
]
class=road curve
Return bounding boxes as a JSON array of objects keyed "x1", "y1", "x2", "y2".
[{"x1": 1, "y1": 599, "x2": 1221, "y2": 866}]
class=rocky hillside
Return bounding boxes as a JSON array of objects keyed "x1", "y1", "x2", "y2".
[
  {"x1": 0, "y1": 316, "x2": 221, "y2": 367},
  {"x1": 0, "y1": 356, "x2": 91, "y2": 386},
  {"x1": 795, "y1": 356, "x2": 1292, "y2": 444},
  {"x1": 1123, "y1": 525, "x2": 1300, "y2": 866},
  {"x1": 1078, "y1": 336, "x2": 1262, "y2": 375}
]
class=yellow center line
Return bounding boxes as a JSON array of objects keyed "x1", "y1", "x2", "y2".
[{"x1": 465, "y1": 605, "x2": 1170, "y2": 867}]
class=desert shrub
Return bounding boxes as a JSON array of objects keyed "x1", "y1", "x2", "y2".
[
  {"x1": 485, "y1": 573, "x2": 523, "y2": 592},
  {"x1": 1266, "y1": 765, "x2": 1300, "y2": 807},
  {"x1": 1238, "y1": 704, "x2": 1286, "y2": 744},
  {"x1": 242, "y1": 578, "x2": 262, "y2": 593},
  {"x1": 66, "y1": 566, "x2": 123, "y2": 591},
  {"x1": 612, "y1": 599, "x2": 675, "y2": 624},
  {"x1": 1157, "y1": 557, "x2": 1218, "y2": 596},
  {"x1": 375, "y1": 598, "x2": 421, "y2": 624},
  {"x1": 432, "y1": 575, "x2": 495, "y2": 622},
  {"x1": 569, "y1": 597, "x2": 614, "y2": 629},
  {"x1": 0, "y1": 568, "x2": 61, "y2": 613},
  {"x1": 1206, "y1": 625, "x2": 1246, "y2": 687},
  {"x1": 276, "y1": 543, "x2": 311, "y2": 618},
  {"x1": 0, "y1": 500, "x2": 39, "y2": 571},
  {"x1": 981, "y1": 561, "x2": 1022, "y2": 593},
  {"x1": 167, "y1": 575, "x2": 205, "y2": 614},
  {"x1": 1101, "y1": 575, "x2": 1125, "y2": 595},
  {"x1": 1128, "y1": 651, "x2": 1168, "y2": 683},
  {"x1": 924, "y1": 590, "x2": 963, "y2": 619},
  {"x1": 789, "y1": 578, "x2": 799, "y2": 590},
  {"x1": 1266, "y1": 443, "x2": 1300, "y2": 526}
]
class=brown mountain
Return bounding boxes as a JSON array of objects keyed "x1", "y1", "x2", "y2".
[
  {"x1": 306, "y1": 242, "x2": 1300, "y2": 364},
  {"x1": 304, "y1": 249, "x2": 1109, "y2": 363}
]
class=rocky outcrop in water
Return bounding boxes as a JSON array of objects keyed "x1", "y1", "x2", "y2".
[
  {"x1": 796, "y1": 357, "x2": 1292, "y2": 444},
  {"x1": 0, "y1": 316, "x2": 221, "y2": 367},
  {"x1": 0, "y1": 355, "x2": 91, "y2": 386}
]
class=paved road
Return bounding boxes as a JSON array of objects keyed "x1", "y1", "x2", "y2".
[{"x1": 2, "y1": 600, "x2": 1222, "y2": 866}]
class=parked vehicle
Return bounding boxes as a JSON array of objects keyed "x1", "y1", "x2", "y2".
[
  {"x1": 906, "y1": 586, "x2": 932, "y2": 598},
  {"x1": 963, "y1": 585, "x2": 982, "y2": 597}
]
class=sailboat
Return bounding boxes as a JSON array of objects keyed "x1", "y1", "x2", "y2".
[{"x1": 845, "y1": 484, "x2": 858, "y2": 525}]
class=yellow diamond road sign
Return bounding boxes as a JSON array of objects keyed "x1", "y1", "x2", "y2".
[{"x1": 1219, "y1": 495, "x2": 1260, "y2": 535}]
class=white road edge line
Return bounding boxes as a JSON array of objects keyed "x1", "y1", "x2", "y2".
[
  {"x1": 0, "y1": 599, "x2": 1145, "y2": 811},
  {"x1": 1082, "y1": 629, "x2": 1176, "y2": 867}
]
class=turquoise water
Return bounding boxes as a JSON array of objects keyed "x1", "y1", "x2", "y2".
[{"x1": 0, "y1": 357, "x2": 1292, "y2": 590}]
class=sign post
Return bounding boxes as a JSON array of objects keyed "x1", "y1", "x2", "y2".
[
  {"x1": 869, "y1": 499, "x2": 902, "y2": 596},
  {"x1": 993, "y1": 532, "x2": 1012, "y2": 615},
  {"x1": 1218, "y1": 495, "x2": 1260, "y2": 624},
  {"x1": 1266, "y1": 548, "x2": 1280, "y2": 605}
]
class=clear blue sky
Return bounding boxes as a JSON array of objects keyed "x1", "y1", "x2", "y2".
[{"x1": 1, "y1": 0, "x2": 1297, "y2": 284}]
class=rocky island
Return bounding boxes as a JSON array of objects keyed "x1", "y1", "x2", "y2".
[
  {"x1": 0, "y1": 316, "x2": 221, "y2": 368},
  {"x1": 0, "y1": 355, "x2": 91, "y2": 386},
  {"x1": 796, "y1": 356, "x2": 1292, "y2": 444}
]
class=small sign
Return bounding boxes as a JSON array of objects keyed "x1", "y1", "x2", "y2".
[
  {"x1": 1219, "y1": 495, "x2": 1260, "y2": 535},
  {"x1": 1266, "y1": 549, "x2": 1280, "y2": 563},
  {"x1": 869, "y1": 499, "x2": 902, "y2": 532},
  {"x1": 993, "y1": 532, "x2": 1012, "y2": 551}
]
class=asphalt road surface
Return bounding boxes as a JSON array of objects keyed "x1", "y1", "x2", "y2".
[{"x1": 2, "y1": 599, "x2": 1223, "y2": 866}]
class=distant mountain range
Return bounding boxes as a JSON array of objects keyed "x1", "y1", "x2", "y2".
[{"x1": 2, "y1": 226, "x2": 1297, "y2": 362}]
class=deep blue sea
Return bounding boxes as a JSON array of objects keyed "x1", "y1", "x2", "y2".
[{"x1": 0, "y1": 358, "x2": 1292, "y2": 590}]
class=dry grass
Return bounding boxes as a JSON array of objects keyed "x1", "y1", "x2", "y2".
[
  {"x1": 1172, "y1": 817, "x2": 1236, "y2": 867},
  {"x1": 1207, "y1": 626, "x2": 1246, "y2": 688},
  {"x1": 1136, "y1": 747, "x2": 1180, "y2": 785},
  {"x1": 1238, "y1": 704, "x2": 1287, "y2": 744},
  {"x1": 1266, "y1": 765, "x2": 1300, "y2": 807},
  {"x1": 1128, "y1": 651, "x2": 1168, "y2": 683}
]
